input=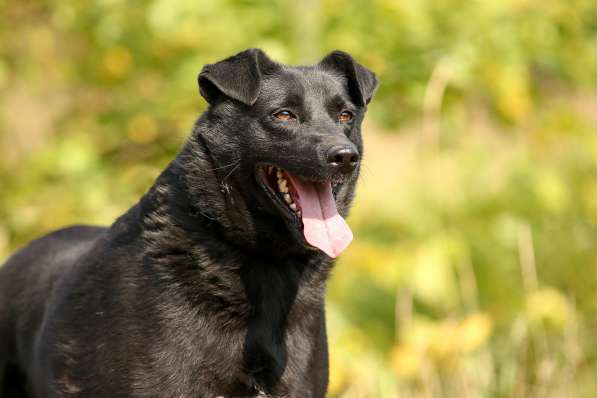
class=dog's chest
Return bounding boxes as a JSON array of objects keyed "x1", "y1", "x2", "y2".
[
  {"x1": 150, "y1": 319, "x2": 315, "y2": 397},
  {"x1": 148, "y1": 269, "x2": 323, "y2": 396}
]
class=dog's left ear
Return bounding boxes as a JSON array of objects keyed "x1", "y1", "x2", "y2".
[
  {"x1": 198, "y1": 48, "x2": 276, "y2": 106},
  {"x1": 319, "y1": 50, "x2": 378, "y2": 106}
]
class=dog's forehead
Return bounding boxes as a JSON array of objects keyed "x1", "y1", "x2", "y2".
[{"x1": 260, "y1": 66, "x2": 349, "y2": 103}]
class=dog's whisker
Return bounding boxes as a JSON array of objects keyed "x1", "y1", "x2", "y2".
[
  {"x1": 223, "y1": 162, "x2": 241, "y2": 180},
  {"x1": 360, "y1": 162, "x2": 375, "y2": 179},
  {"x1": 208, "y1": 159, "x2": 241, "y2": 172}
]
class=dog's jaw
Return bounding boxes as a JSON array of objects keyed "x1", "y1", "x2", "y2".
[{"x1": 255, "y1": 164, "x2": 353, "y2": 258}]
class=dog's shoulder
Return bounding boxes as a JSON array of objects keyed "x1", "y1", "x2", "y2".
[{"x1": 1, "y1": 224, "x2": 106, "y2": 278}]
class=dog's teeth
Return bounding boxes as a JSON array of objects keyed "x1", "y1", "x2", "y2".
[
  {"x1": 289, "y1": 203, "x2": 297, "y2": 211},
  {"x1": 297, "y1": 210, "x2": 302, "y2": 217},
  {"x1": 278, "y1": 179, "x2": 288, "y2": 193},
  {"x1": 283, "y1": 193, "x2": 292, "y2": 204}
]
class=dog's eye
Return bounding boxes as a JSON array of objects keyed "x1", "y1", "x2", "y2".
[
  {"x1": 273, "y1": 110, "x2": 296, "y2": 121},
  {"x1": 339, "y1": 111, "x2": 353, "y2": 123}
]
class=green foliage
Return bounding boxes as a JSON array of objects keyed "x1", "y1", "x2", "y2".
[{"x1": 1, "y1": 0, "x2": 596, "y2": 396}]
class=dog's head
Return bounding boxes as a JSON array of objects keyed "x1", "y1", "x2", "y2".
[{"x1": 191, "y1": 48, "x2": 377, "y2": 258}]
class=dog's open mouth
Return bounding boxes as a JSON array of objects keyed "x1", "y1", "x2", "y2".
[{"x1": 256, "y1": 165, "x2": 353, "y2": 258}]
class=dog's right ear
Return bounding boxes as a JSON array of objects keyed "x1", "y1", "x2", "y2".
[{"x1": 198, "y1": 48, "x2": 276, "y2": 106}]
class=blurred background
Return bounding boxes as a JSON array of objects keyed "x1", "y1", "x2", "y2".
[{"x1": 1, "y1": 0, "x2": 596, "y2": 396}]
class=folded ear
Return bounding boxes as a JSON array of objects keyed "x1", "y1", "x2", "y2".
[
  {"x1": 319, "y1": 50, "x2": 379, "y2": 106},
  {"x1": 198, "y1": 48, "x2": 276, "y2": 106}
]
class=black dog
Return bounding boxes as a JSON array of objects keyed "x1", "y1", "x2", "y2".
[{"x1": 0, "y1": 49, "x2": 377, "y2": 397}]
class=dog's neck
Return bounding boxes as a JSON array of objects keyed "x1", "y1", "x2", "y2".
[{"x1": 129, "y1": 134, "x2": 333, "y2": 303}]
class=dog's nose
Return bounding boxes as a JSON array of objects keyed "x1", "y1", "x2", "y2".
[{"x1": 326, "y1": 146, "x2": 360, "y2": 174}]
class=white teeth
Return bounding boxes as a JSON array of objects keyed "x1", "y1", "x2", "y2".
[
  {"x1": 278, "y1": 179, "x2": 288, "y2": 193},
  {"x1": 297, "y1": 210, "x2": 302, "y2": 217},
  {"x1": 273, "y1": 167, "x2": 300, "y2": 215}
]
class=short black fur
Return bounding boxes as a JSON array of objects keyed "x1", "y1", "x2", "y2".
[{"x1": 0, "y1": 49, "x2": 377, "y2": 397}]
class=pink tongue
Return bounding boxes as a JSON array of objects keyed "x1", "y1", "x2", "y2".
[{"x1": 286, "y1": 174, "x2": 353, "y2": 258}]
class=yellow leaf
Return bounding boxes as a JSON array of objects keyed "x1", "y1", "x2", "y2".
[
  {"x1": 456, "y1": 313, "x2": 493, "y2": 353},
  {"x1": 102, "y1": 46, "x2": 133, "y2": 79},
  {"x1": 526, "y1": 287, "x2": 571, "y2": 330},
  {"x1": 391, "y1": 344, "x2": 422, "y2": 380},
  {"x1": 128, "y1": 114, "x2": 158, "y2": 144}
]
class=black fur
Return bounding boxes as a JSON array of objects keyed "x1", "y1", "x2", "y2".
[{"x1": 0, "y1": 49, "x2": 377, "y2": 397}]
